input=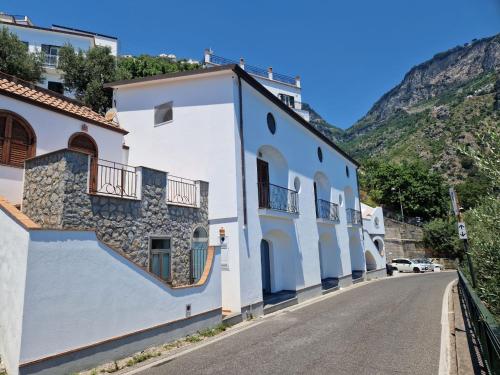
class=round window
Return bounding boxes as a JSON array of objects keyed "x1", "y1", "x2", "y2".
[
  {"x1": 317, "y1": 147, "x2": 323, "y2": 162},
  {"x1": 345, "y1": 165, "x2": 350, "y2": 178},
  {"x1": 267, "y1": 113, "x2": 276, "y2": 134},
  {"x1": 339, "y1": 194, "x2": 343, "y2": 207},
  {"x1": 294, "y1": 176, "x2": 301, "y2": 192}
]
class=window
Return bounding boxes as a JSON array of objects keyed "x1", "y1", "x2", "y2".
[
  {"x1": 150, "y1": 237, "x2": 171, "y2": 282},
  {"x1": 41, "y1": 44, "x2": 60, "y2": 67},
  {"x1": 154, "y1": 101, "x2": 173, "y2": 126},
  {"x1": 317, "y1": 147, "x2": 323, "y2": 162},
  {"x1": 278, "y1": 93, "x2": 295, "y2": 108},
  {"x1": 191, "y1": 227, "x2": 209, "y2": 283},
  {"x1": 48, "y1": 81, "x2": 64, "y2": 94},
  {"x1": 346, "y1": 165, "x2": 350, "y2": 178},
  {"x1": 0, "y1": 111, "x2": 36, "y2": 168},
  {"x1": 267, "y1": 112, "x2": 276, "y2": 134},
  {"x1": 294, "y1": 176, "x2": 301, "y2": 192},
  {"x1": 68, "y1": 133, "x2": 98, "y2": 192}
]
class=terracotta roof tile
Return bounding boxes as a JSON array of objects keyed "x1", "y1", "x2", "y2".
[{"x1": 0, "y1": 72, "x2": 127, "y2": 134}]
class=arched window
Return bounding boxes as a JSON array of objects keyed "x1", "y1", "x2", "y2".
[
  {"x1": 68, "y1": 132, "x2": 98, "y2": 192},
  {"x1": 191, "y1": 227, "x2": 209, "y2": 283},
  {"x1": 0, "y1": 111, "x2": 36, "y2": 167}
]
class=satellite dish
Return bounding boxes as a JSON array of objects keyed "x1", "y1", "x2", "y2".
[{"x1": 105, "y1": 108, "x2": 117, "y2": 122}]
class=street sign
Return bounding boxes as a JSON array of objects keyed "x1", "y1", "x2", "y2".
[
  {"x1": 449, "y1": 188, "x2": 460, "y2": 216},
  {"x1": 457, "y1": 221, "x2": 468, "y2": 240}
]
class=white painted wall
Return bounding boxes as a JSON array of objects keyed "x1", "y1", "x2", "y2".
[
  {"x1": 239, "y1": 79, "x2": 359, "y2": 306},
  {"x1": 0, "y1": 208, "x2": 29, "y2": 375},
  {"x1": 361, "y1": 204, "x2": 386, "y2": 270},
  {"x1": 17, "y1": 229, "x2": 220, "y2": 364},
  {"x1": 113, "y1": 72, "x2": 243, "y2": 312},
  {"x1": 0, "y1": 95, "x2": 125, "y2": 204},
  {"x1": 111, "y1": 71, "x2": 361, "y2": 312},
  {"x1": 94, "y1": 35, "x2": 118, "y2": 56}
]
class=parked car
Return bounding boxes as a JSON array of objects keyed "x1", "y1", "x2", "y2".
[
  {"x1": 390, "y1": 258, "x2": 428, "y2": 273},
  {"x1": 415, "y1": 258, "x2": 444, "y2": 272}
]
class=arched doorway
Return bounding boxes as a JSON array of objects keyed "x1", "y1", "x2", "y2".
[
  {"x1": 68, "y1": 133, "x2": 98, "y2": 192},
  {"x1": 365, "y1": 250, "x2": 377, "y2": 271},
  {"x1": 260, "y1": 239, "x2": 272, "y2": 295}
]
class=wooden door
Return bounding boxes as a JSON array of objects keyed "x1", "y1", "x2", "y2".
[
  {"x1": 68, "y1": 133, "x2": 98, "y2": 192},
  {"x1": 257, "y1": 159, "x2": 269, "y2": 208}
]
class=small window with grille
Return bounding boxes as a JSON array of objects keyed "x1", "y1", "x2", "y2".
[{"x1": 149, "y1": 237, "x2": 171, "y2": 282}]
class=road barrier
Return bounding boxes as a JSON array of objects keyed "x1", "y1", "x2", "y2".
[{"x1": 458, "y1": 269, "x2": 500, "y2": 374}]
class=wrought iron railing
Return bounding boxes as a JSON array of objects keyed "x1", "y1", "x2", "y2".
[
  {"x1": 346, "y1": 208, "x2": 362, "y2": 225},
  {"x1": 90, "y1": 158, "x2": 138, "y2": 198},
  {"x1": 458, "y1": 269, "x2": 500, "y2": 374},
  {"x1": 207, "y1": 54, "x2": 297, "y2": 86},
  {"x1": 316, "y1": 199, "x2": 339, "y2": 221},
  {"x1": 258, "y1": 182, "x2": 299, "y2": 214},
  {"x1": 43, "y1": 54, "x2": 59, "y2": 67},
  {"x1": 167, "y1": 175, "x2": 198, "y2": 207}
]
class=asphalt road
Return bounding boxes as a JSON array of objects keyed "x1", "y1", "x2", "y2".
[{"x1": 141, "y1": 272, "x2": 457, "y2": 375}]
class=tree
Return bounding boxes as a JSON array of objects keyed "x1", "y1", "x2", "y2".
[
  {"x1": 0, "y1": 27, "x2": 44, "y2": 82},
  {"x1": 116, "y1": 55, "x2": 199, "y2": 81},
  {"x1": 58, "y1": 45, "x2": 116, "y2": 114},
  {"x1": 360, "y1": 160, "x2": 448, "y2": 220},
  {"x1": 423, "y1": 218, "x2": 462, "y2": 259}
]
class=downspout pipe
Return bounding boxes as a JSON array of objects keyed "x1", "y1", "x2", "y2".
[{"x1": 238, "y1": 75, "x2": 248, "y2": 225}]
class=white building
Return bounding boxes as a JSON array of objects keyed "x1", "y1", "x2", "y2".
[
  {"x1": 204, "y1": 49, "x2": 310, "y2": 121},
  {"x1": 105, "y1": 64, "x2": 387, "y2": 318},
  {"x1": 0, "y1": 12, "x2": 118, "y2": 94},
  {"x1": 361, "y1": 203, "x2": 387, "y2": 274}
]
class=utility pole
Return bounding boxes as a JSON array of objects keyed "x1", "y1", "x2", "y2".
[
  {"x1": 392, "y1": 187, "x2": 405, "y2": 223},
  {"x1": 450, "y1": 188, "x2": 477, "y2": 288}
]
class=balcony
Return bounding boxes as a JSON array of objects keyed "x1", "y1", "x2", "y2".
[
  {"x1": 258, "y1": 182, "x2": 299, "y2": 215},
  {"x1": 90, "y1": 158, "x2": 138, "y2": 199},
  {"x1": 316, "y1": 199, "x2": 339, "y2": 222},
  {"x1": 167, "y1": 175, "x2": 199, "y2": 207},
  {"x1": 43, "y1": 54, "x2": 59, "y2": 68},
  {"x1": 346, "y1": 208, "x2": 362, "y2": 226}
]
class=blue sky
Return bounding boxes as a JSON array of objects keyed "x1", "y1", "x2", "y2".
[{"x1": 4, "y1": 0, "x2": 499, "y2": 128}]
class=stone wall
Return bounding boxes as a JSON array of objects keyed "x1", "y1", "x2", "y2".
[
  {"x1": 23, "y1": 149, "x2": 209, "y2": 286},
  {"x1": 384, "y1": 218, "x2": 426, "y2": 261}
]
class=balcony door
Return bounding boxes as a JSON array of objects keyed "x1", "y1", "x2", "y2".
[
  {"x1": 257, "y1": 158, "x2": 269, "y2": 208},
  {"x1": 68, "y1": 133, "x2": 98, "y2": 192}
]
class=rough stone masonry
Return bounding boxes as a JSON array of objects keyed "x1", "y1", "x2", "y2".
[{"x1": 22, "y1": 149, "x2": 209, "y2": 286}]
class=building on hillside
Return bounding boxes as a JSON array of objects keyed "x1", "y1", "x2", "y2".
[
  {"x1": 0, "y1": 12, "x2": 118, "y2": 95},
  {"x1": 361, "y1": 203, "x2": 387, "y2": 275},
  {"x1": 204, "y1": 49, "x2": 310, "y2": 121},
  {"x1": 0, "y1": 72, "x2": 220, "y2": 375},
  {"x1": 105, "y1": 64, "x2": 387, "y2": 320}
]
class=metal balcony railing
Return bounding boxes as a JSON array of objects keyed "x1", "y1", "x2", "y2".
[
  {"x1": 90, "y1": 158, "x2": 138, "y2": 198},
  {"x1": 207, "y1": 53, "x2": 297, "y2": 86},
  {"x1": 43, "y1": 54, "x2": 59, "y2": 67},
  {"x1": 167, "y1": 175, "x2": 198, "y2": 207},
  {"x1": 258, "y1": 182, "x2": 299, "y2": 214},
  {"x1": 346, "y1": 208, "x2": 362, "y2": 225},
  {"x1": 316, "y1": 199, "x2": 339, "y2": 221}
]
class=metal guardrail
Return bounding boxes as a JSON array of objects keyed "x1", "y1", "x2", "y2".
[
  {"x1": 316, "y1": 199, "x2": 339, "y2": 221},
  {"x1": 458, "y1": 269, "x2": 500, "y2": 374},
  {"x1": 258, "y1": 182, "x2": 299, "y2": 214},
  {"x1": 90, "y1": 158, "x2": 138, "y2": 198},
  {"x1": 167, "y1": 175, "x2": 198, "y2": 207},
  {"x1": 346, "y1": 208, "x2": 362, "y2": 225}
]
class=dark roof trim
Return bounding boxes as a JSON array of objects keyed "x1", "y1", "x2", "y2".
[
  {"x1": 0, "y1": 21, "x2": 99, "y2": 40},
  {"x1": 0, "y1": 89, "x2": 128, "y2": 135},
  {"x1": 52, "y1": 24, "x2": 117, "y2": 40},
  {"x1": 105, "y1": 64, "x2": 358, "y2": 166}
]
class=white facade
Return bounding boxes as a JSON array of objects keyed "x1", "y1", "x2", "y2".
[
  {"x1": 109, "y1": 66, "x2": 368, "y2": 314},
  {"x1": 361, "y1": 203, "x2": 387, "y2": 271},
  {"x1": 0, "y1": 94, "x2": 125, "y2": 204},
  {"x1": 1, "y1": 14, "x2": 118, "y2": 93}
]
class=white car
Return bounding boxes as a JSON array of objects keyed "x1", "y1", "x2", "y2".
[
  {"x1": 417, "y1": 258, "x2": 445, "y2": 272},
  {"x1": 390, "y1": 258, "x2": 428, "y2": 273}
]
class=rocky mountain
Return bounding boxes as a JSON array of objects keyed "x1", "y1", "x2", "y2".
[{"x1": 310, "y1": 34, "x2": 500, "y2": 184}]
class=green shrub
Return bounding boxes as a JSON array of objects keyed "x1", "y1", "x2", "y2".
[{"x1": 423, "y1": 218, "x2": 462, "y2": 259}]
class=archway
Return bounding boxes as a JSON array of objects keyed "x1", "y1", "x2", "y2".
[
  {"x1": 257, "y1": 145, "x2": 289, "y2": 211},
  {"x1": 0, "y1": 110, "x2": 36, "y2": 167},
  {"x1": 69, "y1": 132, "x2": 98, "y2": 192},
  {"x1": 365, "y1": 250, "x2": 377, "y2": 271},
  {"x1": 314, "y1": 172, "x2": 331, "y2": 218},
  {"x1": 260, "y1": 239, "x2": 272, "y2": 294}
]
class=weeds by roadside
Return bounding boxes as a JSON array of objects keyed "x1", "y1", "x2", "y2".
[{"x1": 78, "y1": 323, "x2": 230, "y2": 374}]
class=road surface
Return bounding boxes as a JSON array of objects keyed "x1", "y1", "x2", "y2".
[{"x1": 141, "y1": 272, "x2": 456, "y2": 375}]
